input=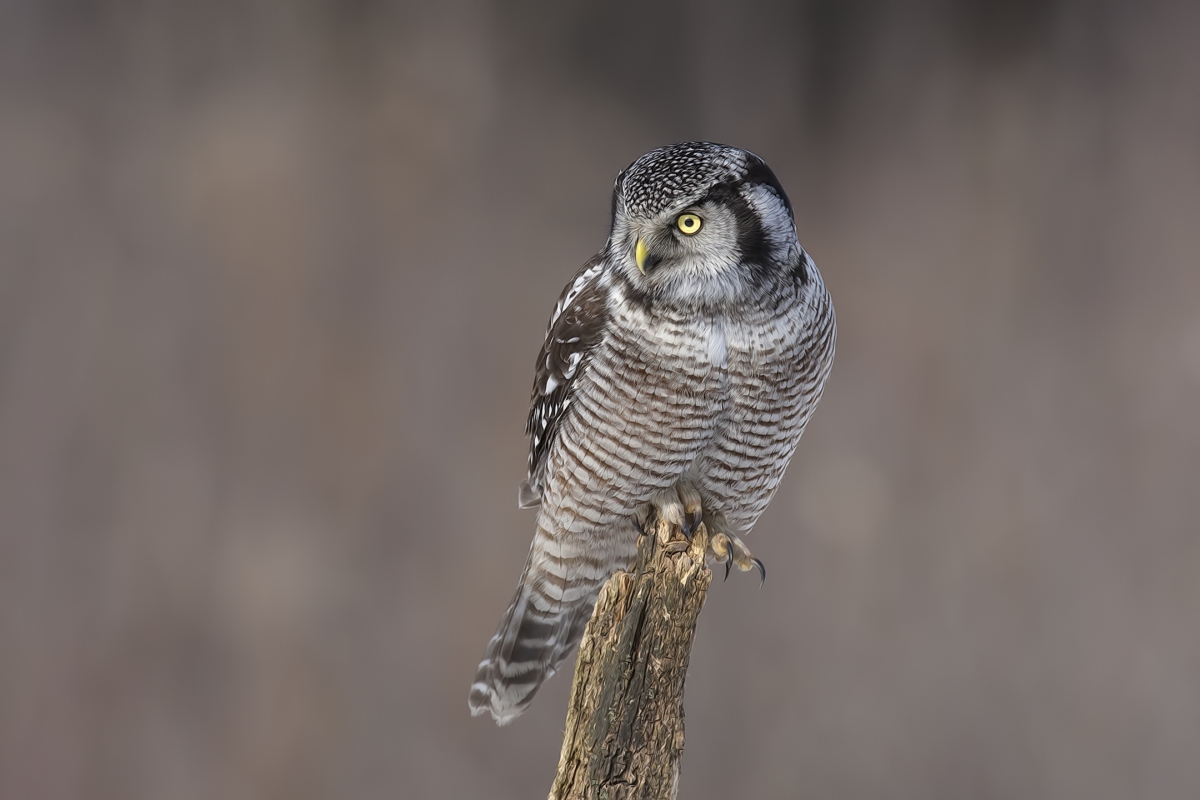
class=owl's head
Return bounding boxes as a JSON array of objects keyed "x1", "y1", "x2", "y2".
[{"x1": 607, "y1": 142, "x2": 803, "y2": 305}]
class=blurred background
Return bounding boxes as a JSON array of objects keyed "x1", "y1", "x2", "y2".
[{"x1": 2, "y1": 1, "x2": 1199, "y2": 798}]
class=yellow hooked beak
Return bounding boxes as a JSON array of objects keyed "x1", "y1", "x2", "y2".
[{"x1": 635, "y1": 238, "x2": 649, "y2": 274}]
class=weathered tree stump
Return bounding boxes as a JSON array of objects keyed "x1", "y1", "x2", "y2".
[{"x1": 549, "y1": 513, "x2": 712, "y2": 800}]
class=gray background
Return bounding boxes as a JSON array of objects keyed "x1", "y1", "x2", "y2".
[{"x1": 3, "y1": 1, "x2": 1199, "y2": 798}]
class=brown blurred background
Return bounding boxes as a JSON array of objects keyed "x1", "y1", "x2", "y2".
[{"x1": 2, "y1": 1, "x2": 1199, "y2": 798}]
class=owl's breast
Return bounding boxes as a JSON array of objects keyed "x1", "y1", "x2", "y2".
[{"x1": 691, "y1": 293, "x2": 833, "y2": 529}]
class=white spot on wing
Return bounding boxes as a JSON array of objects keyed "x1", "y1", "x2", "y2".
[{"x1": 549, "y1": 261, "x2": 604, "y2": 328}]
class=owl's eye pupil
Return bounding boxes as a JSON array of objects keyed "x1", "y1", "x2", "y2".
[{"x1": 677, "y1": 214, "x2": 702, "y2": 235}]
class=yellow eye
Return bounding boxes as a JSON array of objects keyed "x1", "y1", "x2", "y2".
[{"x1": 676, "y1": 213, "x2": 703, "y2": 235}]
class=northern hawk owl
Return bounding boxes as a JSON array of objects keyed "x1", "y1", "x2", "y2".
[{"x1": 469, "y1": 142, "x2": 835, "y2": 724}]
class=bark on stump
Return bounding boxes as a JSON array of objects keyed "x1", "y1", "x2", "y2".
[{"x1": 549, "y1": 513, "x2": 712, "y2": 800}]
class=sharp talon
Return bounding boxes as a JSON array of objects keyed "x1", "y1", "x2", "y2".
[
  {"x1": 724, "y1": 558, "x2": 732, "y2": 581},
  {"x1": 681, "y1": 517, "x2": 696, "y2": 541},
  {"x1": 752, "y1": 558, "x2": 766, "y2": 587}
]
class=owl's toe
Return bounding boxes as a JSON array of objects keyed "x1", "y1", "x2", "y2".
[
  {"x1": 709, "y1": 532, "x2": 735, "y2": 580},
  {"x1": 705, "y1": 529, "x2": 764, "y2": 586}
]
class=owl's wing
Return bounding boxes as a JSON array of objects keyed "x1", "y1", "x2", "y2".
[{"x1": 518, "y1": 256, "x2": 610, "y2": 508}]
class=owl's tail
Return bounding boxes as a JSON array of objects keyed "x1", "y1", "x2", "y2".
[{"x1": 468, "y1": 553, "x2": 596, "y2": 725}]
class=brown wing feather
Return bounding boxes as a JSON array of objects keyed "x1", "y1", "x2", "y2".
[{"x1": 518, "y1": 256, "x2": 609, "y2": 508}]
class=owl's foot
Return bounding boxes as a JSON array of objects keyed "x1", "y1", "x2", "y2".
[
  {"x1": 707, "y1": 530, "x2": 766, "y2": 586},
  {"x1": 648, "y1": 484, "x2": 705, "y2": 543}
]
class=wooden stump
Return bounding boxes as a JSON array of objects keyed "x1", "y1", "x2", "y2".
[{"x1": 549, "y1": 514, "x2": 713, "y2": 800}]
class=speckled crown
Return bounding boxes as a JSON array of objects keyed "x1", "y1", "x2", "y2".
[{"x1": 616, "y1": 142, "x2": 750, "y2": 218}]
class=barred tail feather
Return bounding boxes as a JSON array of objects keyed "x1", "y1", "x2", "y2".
[{"x1": 468, "y1": 561, "x2": 594, "y2": 725}]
